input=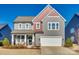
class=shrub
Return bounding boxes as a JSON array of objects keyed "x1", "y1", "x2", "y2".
[
  {"x1": 2, "y1": 38, "x2": 10, "y2": 47},
  {"x1": 64, "y1": 37, "x2": 73, "y2": 47},
  {"x1": 0, "y1": 41, "x2": 3, "y2": 46},
  {"x1": 8, "y1": 44, "x2": 26, "y2": 49}
]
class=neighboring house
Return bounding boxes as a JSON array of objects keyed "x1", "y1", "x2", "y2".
[
  {"x1": 11, "y1": 5, "x2": 66, "y2": 48},
  {"x1": 65, "y1": 13, "x2": 79, "y2": 44},
  {"x1": 0, "y1": 24, "x2": 11, "y2": 42}
]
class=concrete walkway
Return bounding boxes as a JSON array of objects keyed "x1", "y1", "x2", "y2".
[
  {"x1": 0, "y1": 48, "x2": 40, "y2": 55},
  {"x1": 41, "y1": 47, "x2": 78, "y2": 55}
]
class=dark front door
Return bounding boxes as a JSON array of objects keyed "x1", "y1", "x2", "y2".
[{"x1": 27, "y1": 35, "x2": 32, "y2": 45}]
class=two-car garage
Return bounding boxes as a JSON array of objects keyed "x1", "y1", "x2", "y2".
[{"x1": 40, "y1": 36, "x2": 63, "y2": 46}]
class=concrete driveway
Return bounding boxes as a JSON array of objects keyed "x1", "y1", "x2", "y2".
[
  {"x1": 0, "y1": 47, "x2": 78, "y2": 55},
  {"x1": 41, "y1": 47, "x2": 78, "y2": 55}
]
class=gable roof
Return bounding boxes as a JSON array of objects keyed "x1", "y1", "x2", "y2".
[
  {"x1": 14, "y1": 16, "x2": 35, "y2": 23},
  {"x1": 0, "y1": 24, "x2": 7, "y2": 30},
  {"x1": 32, "y1": 4, "x2": 66, "y2": 22},
  {"x1": 66, "y1": 13, "x2": 79, "y2": 28}
]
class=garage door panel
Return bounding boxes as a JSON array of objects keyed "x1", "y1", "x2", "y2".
[{"x1": 40, "y1": 36, "x2": 62, "y2": 46}]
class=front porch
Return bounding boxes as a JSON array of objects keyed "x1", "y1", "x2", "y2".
[{"x1": 11, "y1": 34, "x2": 35, "y2": 48}]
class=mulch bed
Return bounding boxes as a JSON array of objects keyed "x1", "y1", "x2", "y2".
[{"x1": 2, "y1": 46, "x2": 40, "y2": 49}]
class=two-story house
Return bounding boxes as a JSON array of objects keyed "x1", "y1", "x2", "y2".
[
  {"x1": 11, "y1": 5, "x2": 66, "y2": 48},
  {"x1": 65, "y1": 13, "x2": 79, "y2": 44}
]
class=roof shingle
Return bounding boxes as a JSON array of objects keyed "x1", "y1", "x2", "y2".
[{"x1": 14, "y1": 16, "x2": 35, "y2": 23}]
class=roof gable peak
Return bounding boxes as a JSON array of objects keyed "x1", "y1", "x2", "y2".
[
  {"x1": 32, "y1": 4, "x2": 52, "y2": 22},
  {"x1": 32, "y1": 4, "x2": 66, "y2": 22}
]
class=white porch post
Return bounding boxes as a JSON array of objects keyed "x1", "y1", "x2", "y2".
[
  {"x1": 32, "y1": 34, "x2": 34, "y2": 46},
  {"x1": 15, "y1": 38, "x2": 17, "y2": 45},
  {"x1": 25, "y1": 34, "x2": 27, "y2": 46},
  {"x1": 12, "y1": 34, "x2": 14, "y2": 45},
  {"x1": 15, "y1": 35, "x2": 18, "y2": 45}
]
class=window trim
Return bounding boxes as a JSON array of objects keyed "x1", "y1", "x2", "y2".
[
  {"x1": 14, "y1": 23, "x2": 19, "y2": 30},
  {"x1": 70, "y1": 28, "x2": 75, "y2": 34},
  {"x1": 18, "y1": 23, "x2": 22, "y2": 30},
  {"x1": 36, "y1": 22, "x2": 40, "y2": 29},
  {"x1": 48, "y1": 22, "x2": 60, "y2": 30},
  {"x1": 14, "y1": 23, "x2": 32, "y2": 30},
  {"x1": 25, "y1": 23, "x2": 31, "y2": 30}
]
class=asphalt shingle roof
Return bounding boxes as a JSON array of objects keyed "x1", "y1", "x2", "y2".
[{"x1": 14, "y1": 16, "x2": 35, "y2": 23}]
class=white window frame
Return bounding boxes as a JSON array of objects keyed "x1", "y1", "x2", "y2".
[
  {"x1": 15, "y1": 34, "x2": 25, "y2": 43},
  {"x1": 14, "y1": 23, "x2": 18, "y2": 30},
  {"x1": 36, "y1": 22, "x2": 40, "y2": 29},
  {"x1": 18, "y1": 23, "x2": 22, "y2": 30},
  {"x1": 55, "y1": 22, "x2": 60, "y2": 30},
  {"x1": 14, "y1": 23, "x2": 32, "y2": 30},
  {"x1": 25, "y1": 23, "x2": 32, "y2": 30},
  {"x1": 21, "y1": 23, "x2": 25, "y2": 30},
  {"x1": 48, "y1": 22, "x2": 60, "y2": 30}
]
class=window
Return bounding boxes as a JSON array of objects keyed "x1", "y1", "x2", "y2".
[
  {"x1": 19, "y1": 24, "x2": 21, "y2": 29},
  {"x1": 52, "y1": 23, "x2": 55, "y2": 29},
  {"x1": 48, "y1": 22, "x2": 59, "y2": 30},
  {"x1": 70, "y1": 28, "x2": 75, "y2": 34},
  {"x1": 21, "y1": 35, "x2": 25, "y2": 42},
  {"x1": 21, "y1": 24, "x2": 25, "y2": 30},
  {"x1": 25, "y1": 23, "x2": 31, "y2": 30},
  {"x1": 18, "y1": 23, "x2": 22, "y2": 30},
  {"x1": 28, "y1": 24, "x2": 31, "y2": 29},
  {"x1": 36, "y1": 22, "x2": 40, "y2": 29},
  {"x1": 48, "y1": 23, "x2": 51, "y2": 29},
  {"x1": 14, "y1": 23, "x2": 18, "y2": 30},
  {"x1": 26, "y1": 24, "x2": 28, "y2": 29},
  {"x1": 15, "y1": 23, "x2": 32, "y2": 30},
  {"x1": 17, "y1": 35, "x2": 20, "y2": 42},
  {"x1": 56, "y1": 23, "x2": 59, "y2": 29}
]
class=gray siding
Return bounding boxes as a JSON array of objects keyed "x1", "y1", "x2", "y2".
[
  {"x1": 43, "y1": 16, "x2": 65, "y2": 41},
  {"x1": 35, "y1": 16, "x2": 65, "y2": 46},
  {"x1": 35, "y1": 33, "x2": 44, "y2": 46}
]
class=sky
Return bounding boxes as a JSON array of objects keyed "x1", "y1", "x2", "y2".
[{"x1": 0, "y1": 4, "x2": 79, "y2": 30}]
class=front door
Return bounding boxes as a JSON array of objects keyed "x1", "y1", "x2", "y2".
[{"x1": 27, "y1": 35, "x2": 32, "y2": 46}]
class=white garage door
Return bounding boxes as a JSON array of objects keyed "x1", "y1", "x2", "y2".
[{"x1": 40, "y1": 36, "x2": 62, "y2": 46}]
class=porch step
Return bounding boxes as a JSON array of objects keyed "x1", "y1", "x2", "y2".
[{"x1": 27, "y1": 45, "x2": 33, "y2": 48}]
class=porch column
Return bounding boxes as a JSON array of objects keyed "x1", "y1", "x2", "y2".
[
  {"x1": 15, "y1": 35, "x2": 18, "y2": 45},
  {"x1": 25, "y1": 34, "x2": 27, "y2": 46},
  {"x1": 32, "y1": 34, "x2": 34, "y2": 46},
  {"x1": 12, "y1": 34, "x2": 14, "y2": 45}
]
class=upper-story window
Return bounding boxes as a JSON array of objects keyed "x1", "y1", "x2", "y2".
[
  {"x1": 14, "y1": 23, "x2": 19, "y2": 30},
  {"x1": 25, "y1": 23, "x2": 31, "y2": 30},
  {"x1": 14, "y1": 23, "x2": 32, "y2": 30},
  {"x1": 36, "y1": 22, "x2": 40, "y2": 29},
  {"x1": 25, "y1": 24, "x2": 29, "y2": 29},
  {"x1": 70, "y1": 28, "x2": 75, "y2": 34},
  {"x1": 48, "y1": 22, "x2": 59, "y2": 30},
  {"x1": 19, "y1": 23, "x2": 22, "y2": 29}
]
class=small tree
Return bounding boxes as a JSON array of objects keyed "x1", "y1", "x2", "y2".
[
  {"x1": 65, "y1": 37, "x2": 73, "y2": 47},
  {"x1": 0, "y1": 41, "x2": 3, "y2": 46},
  {"x1": 2, "y1": 38, "x2": 10, "y2": 46}
]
